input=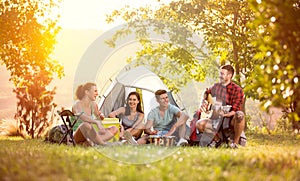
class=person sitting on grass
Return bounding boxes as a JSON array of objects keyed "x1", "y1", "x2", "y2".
[
  {"x1": 72, "y1": 82, "x2": 119, "y2": 146},
  {"x1": 196, "y1": 64, "x2": 246, "y2": 148},
  {"x1": 124, "y1": 89, "x2": 189, "y2": 146},
  {"x1": 108, "y1": 91, "x2": 146, "y2": 144}
]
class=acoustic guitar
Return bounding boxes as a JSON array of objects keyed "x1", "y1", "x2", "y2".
[{"x1": 200, "y1": 94, "x2": 222, "y2": 120}]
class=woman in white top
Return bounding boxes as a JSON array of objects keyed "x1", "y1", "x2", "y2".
[{"x1": 72, "y1": 82, "x2": 118, "y2": 146}]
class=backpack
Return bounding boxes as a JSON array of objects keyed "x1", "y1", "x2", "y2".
[
  {"x1": 47, "y1": 124, "x2": 69, "y2": 144},
  {"x1": 189, "y1": 110, "x2": 202, "y2": 145}
]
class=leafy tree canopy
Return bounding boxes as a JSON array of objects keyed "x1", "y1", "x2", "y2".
[
  {"x1": 106, "y1": 0, "x2": 257, "y2": 95},
  {"x1": 247, "y1": 0, "x2": 300, "y2": 121},
  {"x1": 0, "y1": 0, "x2": 64, "y2": 138},
  {"x1": 107, "y1": 0, "x2": 300, "y2": 122}
]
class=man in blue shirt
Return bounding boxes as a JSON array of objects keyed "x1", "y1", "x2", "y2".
[{"x1": 144, "y1": 89, "x2": 189, "y2": 146}]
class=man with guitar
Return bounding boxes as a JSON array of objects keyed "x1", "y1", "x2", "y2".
[{"x1": 196, "y1": 65, "x2": 246, "y2": 148}]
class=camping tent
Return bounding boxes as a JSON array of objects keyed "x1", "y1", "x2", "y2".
[{"x1": 98, "y1": 66, "x2": 183, "y2": 119}]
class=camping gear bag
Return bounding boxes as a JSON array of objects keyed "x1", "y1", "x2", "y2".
[
  {"x1": 189, "y1": 110, "x2": 202, "y2": 145},
  {"x1": 47, "y1": 124, "x2": 70, "y2": 144}
]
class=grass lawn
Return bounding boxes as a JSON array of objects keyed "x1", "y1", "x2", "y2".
[{"x1": 0, "y1": 132, "x2": 299, "y2": 181}]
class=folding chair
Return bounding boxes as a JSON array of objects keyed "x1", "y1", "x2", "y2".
[{"x1": 57, "y1": 110, "x2": 83, "y2": 146}]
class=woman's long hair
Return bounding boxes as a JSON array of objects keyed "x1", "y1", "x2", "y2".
[{"x1": 125, "y1": 91, "x2": 144, "y2": 115}]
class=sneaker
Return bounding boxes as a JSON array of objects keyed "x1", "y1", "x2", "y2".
[
  {"x1": 121, "y1": 140, "x2": 128, "y2": 144},
  {"x1": 229, "y1": 142, "x2": 238, "y2": 149},
  {"x1": 86, "y1": 138, "x2": 95, "y2": 147},
  {"x1": 176, "y1": 138, "x2": 188, "y2": 146},
  {"x1": 119, "y1": 136, "x2": 126, "y2": 141},
  {"x1": 208, "y1": 141, "x2": 216, "y2": 148},
  {"x1": 124, "y1": 131, "x2": 138, "y2": 145},
  {"x1": 208, "y1": 140, "x2": 222, "y2": 148}
]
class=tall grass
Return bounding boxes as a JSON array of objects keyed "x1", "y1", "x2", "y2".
[
  {"x1": 1, "y1": 101, "x2": 299, "y2": 180},
  {"x1": 0, "y1": 133, "x2": 299, "y2": 181},
  {"x1": 0, "y1": 118, "x2": 25, "y2": 137},
  {"x1": 0, "y1": 113, "x2": 61, "y2": 138}
]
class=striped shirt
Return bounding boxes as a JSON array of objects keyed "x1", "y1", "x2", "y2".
[{"x1": 207, "y1": 82, "x2": 244, "y2": 112}]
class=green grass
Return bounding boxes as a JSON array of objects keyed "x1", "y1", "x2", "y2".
[{"x1": 0, "y1": 133, "x2": 299, "y2": 181}]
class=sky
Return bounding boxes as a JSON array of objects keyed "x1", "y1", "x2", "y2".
[
  {"x1": 49, "y1": 0, "x2": 175, "y2": 108},
  {"x1": 58, "y1": 0, "x2": 172, "y2": 30},
  {"x1": 0, "y1": 0, "x2": 180, "y2": 119}
]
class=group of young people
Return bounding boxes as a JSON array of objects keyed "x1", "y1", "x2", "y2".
[{"x1": 71, "y1": 64, "x2": 246, "y2": 148}]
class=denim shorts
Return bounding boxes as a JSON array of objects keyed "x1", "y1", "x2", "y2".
[{"x1": 156, "y1": 130, "x2": 169, "y2": 136}]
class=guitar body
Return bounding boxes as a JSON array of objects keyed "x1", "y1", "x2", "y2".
[
  {"x1": 199, "y1": 94, "x2": 223, "y2": 147},
  {"x1": 200, "y1": 94, "x2": 221, "y2": 119}
]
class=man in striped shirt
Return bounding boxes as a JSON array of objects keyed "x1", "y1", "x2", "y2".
[{"x1": 196, "y1": 65, "x2": 246, "y2": 148}]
